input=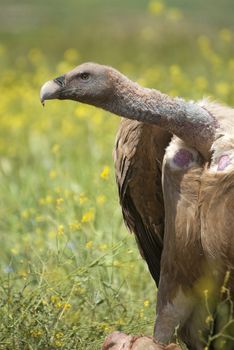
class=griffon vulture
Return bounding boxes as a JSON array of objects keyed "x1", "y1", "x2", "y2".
[{"x1": 40, "y1": 63, "x2": 234, "y2": 349}]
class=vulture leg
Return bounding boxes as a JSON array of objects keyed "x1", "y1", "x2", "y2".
[
  {"x1": 154, "y1": 137, "x2": 205, "y2": 349},
  {"x1": 102, "y1": 331, "x2": 182, "y2": 350}
]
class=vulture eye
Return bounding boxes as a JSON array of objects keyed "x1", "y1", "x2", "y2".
[{"x1": 80, "y1": 72, "x2": 90, "y2": 81}]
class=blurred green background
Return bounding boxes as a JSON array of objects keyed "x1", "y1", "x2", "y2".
[
  {"x1": 1, "y1": 0, "x2": 234, "y2": 67},
  {"x1": 0, "y1": 1, "x2": 233, "y2": 349}
]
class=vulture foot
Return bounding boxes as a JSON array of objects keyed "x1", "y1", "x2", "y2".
[{"x1": 102, "y1": 332, "x2": 181, "y2": 350}]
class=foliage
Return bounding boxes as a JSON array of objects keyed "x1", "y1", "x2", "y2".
[{"x1": 0, "y1": 1, "x2": 234, "y2": 349}]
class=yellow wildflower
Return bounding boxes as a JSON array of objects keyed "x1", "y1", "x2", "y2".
[
  {"x1": 148, "y1": 1, "x2": 165, "y2": 15},
  {"x1": 113, "y1": 260, "x2": 120, "y2": 267},
  {"x1": 11, "y1": 247, "x2": 19, "y2": 255},
  {"x1": 69, "y1": 221, "x2": 81, "y2": 231},
  {"x1": 139, "y1": 308, "x2": 144, "y2": 318},
  {"x1": 55, "y1": 302, "x2": 63, "y2": 308},
  {"x1": 81, "y1": 209, "x2": 95, "y2": 223},
  {"x1": 170, "y1": 64, "x2": 182, "y2": 78},
  {"x1": 100, "y1": 165, "x2": 110, "y2": 180},
  {"x1": 144, "y1": 300, "x2": 150, "y2": 307},
  {"x1": 116, "y1": 319, "x2": 125, "y2": 326},
  {"x1": 100, "y1": 322, "x2": 111, "y2": 332},
  {"x1": 18, "y1": 270, "x2": 27, "y2": 278},
  {"x1": 31, "y1": 329, "x2": 43, "y2": 337},
  {"x1": 75, "y1": 105, "x2": 89, "y2": 119},
  {"x1": 56, "y1": 197, "x2": 64, "y2": 206},
  {"x1": 79, "y1": 193, "x2": 88, "y2": 205},
  {"x1": 75, "y1": 286, "x2": 86, "y2": 295},
  {"x1": 85, "y1": 240, "x2": 93, "y2": 249},
  {"x1": 64, "y1": 189, "x2": 71, "y2": 198},
  {"x1": 48, "y1": 231, "x2": 56, "y2": 239},
  {"x1": 53, "y1": 340, "x2": 63, "y2": 347},
  {"x1": 55, "y1": 332, "x2": 64, "y2": 339},
  {"x1": 64, "y1": 48, "x2": 80, "y2": 62},
  {"x1": 219, "y1": 28, "x2": 232, "y2": 43},
  {"x1": 99, "y1": 243, "x2": 108, "y2": 251},
  {"x1": 56, "y1": 197, "x2": 64, "y2": 212},
  {"x1": 51, "y1": 143, "x2": 60, "y2": 154},
  {"x1": 39, "y1": 197, "x2": 45, "y2": 205},
  {"x1": 215, "y1": 82, "x2": 230, "y2": 97},
  {"x1": 57, "y1": 225, "x2": 64, "y2": 236},
  {"x1": 49, "y1": 170, "x2": 57, "y2": 179},
  {"x1": 21, "y1": 209, "x2": 30, "y2": 219},
  {"x1": 63, "y1": 303, "x2": 71, "y2": 310},
  {"x1": 45, "y1": 195, "x2": 53, "y2": 204},
  {"x1": 35, "y1": 215, "x2": 44, "y2": 223},
  {"x1": 50, "y1": 295, "x2": 59, "y2": 303},
  {"x1": 55, "y1": 187, "x2": 61, "y2": 194}
]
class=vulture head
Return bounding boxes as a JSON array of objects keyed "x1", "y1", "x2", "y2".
[{"x1": 40, "y1": 62, "x2": 119, "y2": 107}]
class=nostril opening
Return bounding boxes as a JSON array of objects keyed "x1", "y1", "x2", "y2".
[{"x1": 54, "y1": 75, "x2": 65, "y2": 87}]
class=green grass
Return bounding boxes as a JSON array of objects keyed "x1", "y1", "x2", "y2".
[{"x1": 0, "y1": 1, "x2": 234, "y2": 349}]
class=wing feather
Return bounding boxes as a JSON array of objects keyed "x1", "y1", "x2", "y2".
[{"x1": 114, "y1": 119, "x2": 171, "y2": 285}]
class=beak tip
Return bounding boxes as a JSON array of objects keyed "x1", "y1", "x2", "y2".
[
  {"x1": 40, "y1": 93, "x2": 45, "y2": 106},
  {"x1": 40, "y1": 80, "x2": 61, "y2": 105}
]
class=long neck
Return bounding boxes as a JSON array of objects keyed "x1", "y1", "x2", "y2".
[{"x1": 104, "y1": 73, "x2": 217, "y2": 159}]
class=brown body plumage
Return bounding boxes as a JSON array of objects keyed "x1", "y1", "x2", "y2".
[
  {"x1": 114, "y1": 119, "x2": 171, "y2": 285},
  {"x1": 40, "y1": 63, "x2": 234, "y2": 349}
]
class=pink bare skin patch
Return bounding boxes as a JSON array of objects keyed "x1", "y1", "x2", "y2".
[
  {"x1": 217, "y1": 154, "x2": 230, "y2": 171},
  {"x1": 173, "y1": 149, "x2": 194, "y2": 168}
]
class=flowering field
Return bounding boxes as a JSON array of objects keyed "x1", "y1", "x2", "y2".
[{"x1": 0, "y1": 1, "x2": 234, "y2": 349}]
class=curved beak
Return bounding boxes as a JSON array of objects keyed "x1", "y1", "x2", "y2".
[{"x1": 40, "y1": 75, "x2": 65, "y2": 106}]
